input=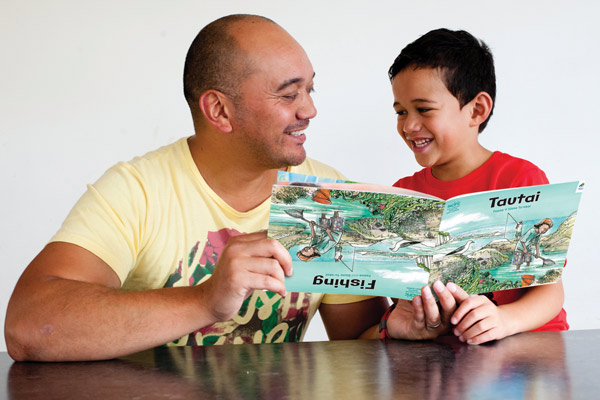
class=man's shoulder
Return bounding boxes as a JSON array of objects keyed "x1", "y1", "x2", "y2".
[
  {"x1": 291, "y1": 158, "x2": 346, "y2": 181},
  {"x1": 126, "y1": 137, "x2": 189, "y2": 170},
  {"x1": 92, "y1": 137, "x2": 191, "y2": 193},
  {"x1": 103, "y1": 138, "x2": 190, "y2": 179}
]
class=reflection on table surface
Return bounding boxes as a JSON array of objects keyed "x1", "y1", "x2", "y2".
[{"x1": 7, "y1": 330, "x2": 600, "y2": 399}]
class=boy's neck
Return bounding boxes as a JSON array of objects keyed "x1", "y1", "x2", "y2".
[{"x1": 431, "y1": 146, "x2": 493, "y2": 181}]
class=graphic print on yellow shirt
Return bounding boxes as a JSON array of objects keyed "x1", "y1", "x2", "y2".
[{"x1": 164, "y1": 228, "x2": 315, "y2": 346}]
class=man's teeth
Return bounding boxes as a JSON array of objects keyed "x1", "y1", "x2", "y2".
[
  {"x1": 413, "y1": 139, "x2": 432, "y2": 148},
  {"x1": 286, "y1": 130, "x2": 304, "y2": 136}
]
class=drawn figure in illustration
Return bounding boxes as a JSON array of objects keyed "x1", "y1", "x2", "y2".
[
  {"x1": 297, "y1": 211, "x2": 344, "y2": 262},
  {"x1": 514, "y1": 221, "x2": 523, "y2": 241},
  {"x1": 512, "y1": 218, "x2": 553, "y2": 270}
]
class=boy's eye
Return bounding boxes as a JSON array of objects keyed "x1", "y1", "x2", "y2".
[
  {"x1": 418, "y1": 108, "x2": 432, "y2": 113},
  {"x1": 395, "y1": 110, "x2": 407, "y2": 116}
]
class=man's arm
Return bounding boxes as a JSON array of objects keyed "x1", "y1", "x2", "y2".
[
  {"x1": 5, "y1": 232, "x2": 291, "y2": 362},
  {"x1": 319, "y1": 280, "x2": 458, "y2": 340},
  {"x1": 319, "y1": 297, "x2": 389, "y2": 340}
]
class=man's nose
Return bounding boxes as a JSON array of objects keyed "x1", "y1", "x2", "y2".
[{"x1": 297, "y1": 90, "x2": 317, "y2": 120}]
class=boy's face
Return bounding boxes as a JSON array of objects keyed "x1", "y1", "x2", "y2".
[{"x1": 391, "y1": 68, "x2": 478, "y2": 175}]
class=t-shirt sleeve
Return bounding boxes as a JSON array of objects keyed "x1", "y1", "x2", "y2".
[
  {"x1": 509, "y1": 161, "x2": 550, "y2": 186},
  {"x1": 49, "y1": 163, "x2": 147, "y2": 284}
]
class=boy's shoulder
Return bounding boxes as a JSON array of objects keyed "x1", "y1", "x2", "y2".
[
  {"x1": 393, "y1": 151, "x2": 549, "y2": 198},
  {"x1": 488, "y1": 152, "x2": 547, "y2": 177},
  {"x1": 463, "y1": 151, "x2": 550, "y2": 189}
]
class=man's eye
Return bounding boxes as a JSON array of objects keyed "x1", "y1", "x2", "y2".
[{"x1": 283, "y1": 93, "x2": 299, "y2": 100}]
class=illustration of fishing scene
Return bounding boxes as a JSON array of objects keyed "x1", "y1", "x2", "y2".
[{"x1": 268, "y1": 179, "x2": 583, "y2": 299}]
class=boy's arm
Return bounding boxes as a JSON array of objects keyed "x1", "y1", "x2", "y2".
[{"x1": 448, "y1": 281, "x2": 565, "y2": 345}]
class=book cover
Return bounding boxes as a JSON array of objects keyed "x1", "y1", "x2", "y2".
[{"x1": 268, "y1": 174, "x2": 583, "y2": 299}]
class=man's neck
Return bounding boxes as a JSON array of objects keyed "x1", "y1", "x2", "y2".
[{"x1": 187, "y1": 135, "x2": 283, "y2": 213}]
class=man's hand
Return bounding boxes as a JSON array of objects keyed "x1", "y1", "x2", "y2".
[
  {"x1": 447, "y1": 282, "x2": 511, "y2": 345},
  {"x1": 199, "y1": 231, "x2": 293, "y2": 322},
  {"x1": 387, "y1": 280, "x2": 457, "y2": 340}
]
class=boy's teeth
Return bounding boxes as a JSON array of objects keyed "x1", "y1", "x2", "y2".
[{"x1": 413, "y1": 139, "x2": 432, "y2": 148}]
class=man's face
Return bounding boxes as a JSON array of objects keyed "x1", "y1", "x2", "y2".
[
  {"x1": 391, "y1": 68, "x2": 475, "y2": 175},
  {"x1": 538, "y1": 224, "x2": 550, "y2": 234},
  {"x1": 229, "y1": 24, "x2": 317, "y2": 169}
]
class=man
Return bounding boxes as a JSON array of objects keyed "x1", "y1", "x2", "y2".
[{"x1": 5, "y1": 15, "x2": 456, "y2": 362}]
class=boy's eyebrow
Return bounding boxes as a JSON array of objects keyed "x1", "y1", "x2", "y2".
[
  {"x1": 411, "y1": 98, "x2": 436, "y2": 104},
  {"x1": 276, "y1": 72, "x2": 316, "y2": 92},
  {"x1": 393, "y1": 98, "x2": 437, "y2": 107}
]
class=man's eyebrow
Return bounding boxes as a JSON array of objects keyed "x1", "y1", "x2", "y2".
[{"x1": 276, "y1": 72, "x2": 316, "y2": 92}]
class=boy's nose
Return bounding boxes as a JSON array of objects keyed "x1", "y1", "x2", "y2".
[{"x1": 402, "y1": 115, "x2": 421, "y2": 134}]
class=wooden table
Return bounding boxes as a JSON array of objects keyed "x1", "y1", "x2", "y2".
[{"x1": 4, "y1": 329, "x2": 599, "y2": 399}]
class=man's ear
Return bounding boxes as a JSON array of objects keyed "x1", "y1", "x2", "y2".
[
  {"x1": 468, "y1": 91, "x2": 493, "y2": 128},
  {"x1": 198, "y1": 90, "x2": 233, "y2": 133}
]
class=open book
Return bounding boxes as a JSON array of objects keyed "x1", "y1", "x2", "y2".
[{"x1": 268, "y1": 173, "x2": 584, "y2": 299}]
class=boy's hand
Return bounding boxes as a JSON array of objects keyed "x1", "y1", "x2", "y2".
[
  {"x1": 387, "y1": 280, "x2": 457, "y2": 340},
  {"x1": 447, "y1": 282, "x2": 511, "y2": 345}
]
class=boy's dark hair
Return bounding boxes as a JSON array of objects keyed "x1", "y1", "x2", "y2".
[{"x1": 388, "y1": 28, "x2": 496, "y2": 132}]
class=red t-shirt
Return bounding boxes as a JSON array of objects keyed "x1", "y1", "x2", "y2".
[{"x1": 393, "y1": 151, "x2": 568, "y2": 331}]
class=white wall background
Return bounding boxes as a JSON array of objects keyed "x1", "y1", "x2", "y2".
[{"x1": 1, "y1": 0, "x2": 599, "y2": 350}]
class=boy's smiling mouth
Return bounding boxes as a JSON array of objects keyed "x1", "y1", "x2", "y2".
[{"x1": 411, "y1": 138, "x2": 433, "y2": 149}]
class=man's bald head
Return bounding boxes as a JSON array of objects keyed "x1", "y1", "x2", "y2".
[{"x1": 183, "y1": 14, "x2": 276, "y2": 113}]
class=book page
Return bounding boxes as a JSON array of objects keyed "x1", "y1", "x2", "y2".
[
  {"x1": 269, "y1": 184, "x2": 445, "y2": 299},
  {"x1": 430, "y1": 181, "x2": 584, "y2": 293}
]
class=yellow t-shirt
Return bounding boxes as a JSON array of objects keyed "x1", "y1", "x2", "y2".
[{"x1": 51, "y1": 137, "x2": 369, "y2": 345}]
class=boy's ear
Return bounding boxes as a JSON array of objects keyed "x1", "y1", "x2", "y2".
[
  {"x1": 198, "y1": 90, "x2": 233, "y2": 133},
  {"x1": 468, "y1": 91, "x2": 493, "y2": 128}
]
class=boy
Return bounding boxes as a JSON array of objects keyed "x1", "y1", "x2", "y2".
[{"x1": 389, "y1": 28, "x2": 567, "y2": 344}]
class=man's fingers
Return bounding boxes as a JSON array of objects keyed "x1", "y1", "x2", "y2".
[
  {"x1": 410, "y1": 296, "x2": 425, "y2": 325},
  {"x1": 232, "y1": 231, "x2": 268, "y2": 241},
  {"x1": 247, "y1": 271, "x2": 288, "y2": 298},
  {"x1": 247, "y1": 256, "x2": 287, "y2": 283},
  {"x1": 421, "y1": 286, "x2": 441, "y2": 327},
  {"x1": 226, "y1": 234, "x2": 293, "y2": 276},
  {"x1": 432, "y1": 280, "x2": 456, "y2": 320}
]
